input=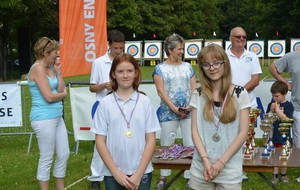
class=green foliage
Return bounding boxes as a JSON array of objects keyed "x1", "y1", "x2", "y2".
[{"x1": 1, "y1": 0, "x2": 300, "y2": 80}]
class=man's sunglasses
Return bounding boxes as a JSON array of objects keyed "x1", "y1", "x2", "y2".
[{"x1": 233, "y1": 35, "x2": 247, "y2": 39}]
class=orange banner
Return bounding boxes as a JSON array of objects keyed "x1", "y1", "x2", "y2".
[{"x1": 59, "y1": 0, "x2": 107, "y2": 77}]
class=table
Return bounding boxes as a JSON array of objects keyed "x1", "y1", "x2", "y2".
[{"x1": 152, "y1": 147, "x2": 300, "y2": 190}]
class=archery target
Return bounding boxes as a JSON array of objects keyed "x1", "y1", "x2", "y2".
[
  {"x1": 291, "y1": 39, "x2": 300, "y2": 52},
  {"x1": 144, "y1": 41, "x2": 162, "y2": 60},
  {"x1": 184, "y1": 40, "x2": 202, "y2": 59},
  {"x1": 225, "y1": 41, "x2": 232, "y2": 51},
  {"x1": 187, "y1": 44, "x2": 199, "y2": 56},
  {"x1": 147, "y1": 45, "x2": 159, "y2": 56},
  {"x1": 270, "y1": 43, "x2": 283, "y2": 55},
  {"x1": 204, "y1": 39, "x2": 223, "y2": 48},
  {"x1": 293, "y1": 42, "x2": 300, "y2": 51},
  {"x1": 127, "y1": 45, "x2": 138, "y2": 56},
  {"x1": 268, "y1": 40, "x2": 285, "y2": 57},
  {"x1": 125, "y1": 41, "x2": 142, "y2": 59},
  {"x1": 247, "y1": 41, "x2": 264, "y2": 57}
]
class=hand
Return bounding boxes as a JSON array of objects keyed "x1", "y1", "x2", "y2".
[
  {"x1": 128, "y1": 174, "x2": 141, "y2": 190},
  {"x1": 209, "y1": 160, "x2": 224, "y2": 180},
  {"x1": 178, "y1": 106, "x2": 191, "y2": 118},
  {"x1": 112, "y1": 171, "x2": 135, "y2": 189},
  {"x1": 270, "y1": 102, "x2": 276, "y2": 112},
  {"x1": 105, "y1": 82, "x2": 112, "y2": 90},
  {"x1": 202, "y1": 159, "x2": 213, "y2": 181},
  {"x1": 53, "y1": 58, "x2": 62, "y2": 73}
]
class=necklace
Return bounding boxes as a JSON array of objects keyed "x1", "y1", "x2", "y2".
[
  {"x1": 211, "y1": 93, "x2": 228, "y2": 142},
  {"x1": 113, "y1": 92, "x2": 139, "y2": 138}
]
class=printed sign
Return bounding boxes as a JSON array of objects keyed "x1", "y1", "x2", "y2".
[{"x1": 0, "y1": 83, "x2": 22, "y2": 127}]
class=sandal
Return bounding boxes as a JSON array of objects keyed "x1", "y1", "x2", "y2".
[{"x1": 156, "y1": 177, "x2": 167, "y2": 189}]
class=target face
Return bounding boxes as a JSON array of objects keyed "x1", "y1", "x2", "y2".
[
  {"x1": 249, "y1": 43, "x2": 262, "y2": 55},
  {"x1": 293, "y1": 42, "x2": 300, "y2": 51},
  {"x1": 187, "y1": 44, "x2": 199, "y2": 56},
  {"x1": 147, "y1": 44, "x2": 159, "y2": 57},
  {"x1": 127, "y1": 45, "x2": 139, "y2": 56},
  {"x1": 270, "y1": 43, "x2": 283, "y2": 55}
]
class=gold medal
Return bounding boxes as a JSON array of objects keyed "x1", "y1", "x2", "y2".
[{"x1": 126, "y1": 130, "x2": 133, "y2": 138}]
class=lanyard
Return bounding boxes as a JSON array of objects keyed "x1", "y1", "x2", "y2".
[
  {"x1": 113, "y1": 92, "x2": 140, "y2": 130},
  {"x1": 211, "y1": 93, "x2": 228, "y2": 131}
]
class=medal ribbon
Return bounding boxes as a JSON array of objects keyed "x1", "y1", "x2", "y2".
[
  {"x1": 211, "y1": 93, "x2": 228, "y2": 132},
  {"x1": 114, "y1": 92, "x2": 140, "y2": 131}
]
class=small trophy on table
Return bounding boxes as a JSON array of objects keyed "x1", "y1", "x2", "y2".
[
  {"x1": 263, "y1": 113, "x2": 278, "y2": 153},
  {"x1": 243, "y1": 127, "x2": 254, "y2": 159},
  {"x1": 279, "y1": 118, "x2": 294, "y2": 161},
  {"x1": 260, "y1": 120, "x2": 273, "y2": 160},
  {"x1": 243, "y1": 109, "x2": 260, "y2": 159},
  {"x1": 249, "y1": 108, "x2": 261, "y2": 152}
]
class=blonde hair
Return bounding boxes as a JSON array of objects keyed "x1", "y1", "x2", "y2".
[
  {"x1": 34, "y1": 37, "x2": 59, "y2": 59},
  {"x1": 197, "y1": 44, "x2": 236, "y2": 123}
]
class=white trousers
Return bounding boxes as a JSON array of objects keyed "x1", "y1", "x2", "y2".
[
  {"x1": 292, "y1": 111, "x2": 300, "y2": 148},
  {"x1": 87, "y1": 144, "x2": 104, "y2": 182},
  {"x1": 159, "y1": 119, "x2": 193, "y2": 179},
  {"x1": 31, "y1": 118, "x2": 70, "y2": 181}
]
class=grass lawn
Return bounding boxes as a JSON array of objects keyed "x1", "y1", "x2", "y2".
[{"x1": 0, "y1": 61, "x2": 297, "y2": 190}]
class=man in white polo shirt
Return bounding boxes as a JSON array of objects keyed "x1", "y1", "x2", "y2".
[
  {"x1": 226, "y1": 26, "x2": 262, "y2": 181},
  {"x1": 88, "y1": 30, "x2": 125, "y2": 190}
]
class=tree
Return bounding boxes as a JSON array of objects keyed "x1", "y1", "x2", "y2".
[
  {"x1": 0, "y1": 0, "x2": 27, "y2": 81},
  {"x1": 0, "y1": 0, "x2": 58, "y2": 81}
]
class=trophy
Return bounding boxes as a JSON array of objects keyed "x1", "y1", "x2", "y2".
[
  {"x1": 279, "y1": 118, "x2": 294, "y2": 161},
  {"x1": 263, "y1": 112, "x2": 278, "y2": 153},
  {"x1": 259, "y1": 121, "x2": 273, "y2": 160},
  {"x1": 249, "y1": 108, "x2": 261, "y2": 152},
  {"x1": 243, "y1": 129, "x2": 254, "y2": 159},
  {"x1": 243, "y1": 109, "x2": 260, "y2": 159}
]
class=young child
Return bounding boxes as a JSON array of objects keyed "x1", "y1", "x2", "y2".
[
  {"x1": 189, "y1": 44, "x2": 251, "y2": 190},
  {"x1": 91, "y1": 53, "x2": 160, "y2": 190},
  {"x1": 266, "y1": 81, "x2": 294, "y2": 184}
]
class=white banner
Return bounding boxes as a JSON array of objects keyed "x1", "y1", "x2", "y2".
[
  {"x1": 268, "y1": 40, "x2": 286, "y2": 57},
  {"x1": 69, "y1": 86, "x2": 96, "y2": 141},
  {"x1": 69, "y1": 81, "x2": 281, "y2": 141},
  {"x1": 125, "y1": 41, "x2": 142, "y2": 59},
  {"x1": 0, "y1": 83, "x2": 22, "y2": 127}
]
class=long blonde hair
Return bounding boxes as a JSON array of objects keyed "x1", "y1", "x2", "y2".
[{"x1": 197, "y1": 44, "x2": 236, "y2": 123}]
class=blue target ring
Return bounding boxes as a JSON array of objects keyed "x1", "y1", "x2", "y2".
[
  {"x1": 127, "y1": 45, "x2": 139, "y2": 56},
  {"x1": 249, "y1": 43, "x2": 262, "y2": 55},
  {"x1": 293, "y1": 42, "x2": 300, "y2": 51},
  {"x1": 187, "y1": 44, "x2": 199, "y2": 56},
  {"x1": 147, "y1": 44, "x2": 159, "y2": 57},
  {"x1": 270, "y1": 43, "x2": 283, "y2": 55}
]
